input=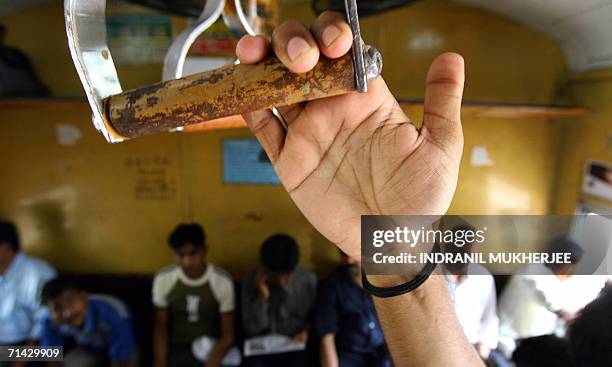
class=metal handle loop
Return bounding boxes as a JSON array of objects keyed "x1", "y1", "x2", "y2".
[
  {"x1": 162, "y1": 0, "x2": 263, "y2": 81},
  {"x1": 162, "y1": 0, "x2": 226, "y2": 81}
]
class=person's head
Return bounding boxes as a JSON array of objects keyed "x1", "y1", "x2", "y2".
[
  {"x1": 512, "y1": 335, "x2": 573, "y2": 367},
  {"x1": 545, "y1": 236, "x2": 584, "y2": 277},
  {"x1": 260, "y1": 234, "x2": 299, "y2": 288},
  {"x1": 0, "y1": 221, "x2": 20, "y2": 269},
  {"x1": 42, "y1": 276, "x2": 89, "y2": 329},
  {"x1": 568, "y1": 286, "x2": 612, "y2": 367},
  {"x1": 168, "y1": 223, "x2": 207, "y2": 278}
]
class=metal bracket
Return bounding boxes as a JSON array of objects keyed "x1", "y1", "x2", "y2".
[
  {"x1": 345, "y1": 0, "x2": 367, "y2": 92},
  {"x1": 65, "y1": 0, "x2": 124, "y2": 143}
]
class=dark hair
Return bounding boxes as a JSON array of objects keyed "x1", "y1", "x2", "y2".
[
  {"x1": 0, "y1": 220, "x2": 20, "y2": 252},
  {"x1": 41, "y1": 276, "x2": 83, "y2": 304},
  {"x1": 568, "y1": 286, "x2": 612, "y2": 367},
  {"x1": 168, "y1": 223, "x2": 206, "y2": 250},
  {"x1": 260, "y1": 234, "x2": 299, "y2": 274},
  {"x1": 0, "y1": 24, "x2": 5, "y2": 39},
  {"x1": 546, "y1": 236, "x2": 584, "y2": 270},
  {"x1": 512, "y1": 335, "x2": 573, "y2": 367}
]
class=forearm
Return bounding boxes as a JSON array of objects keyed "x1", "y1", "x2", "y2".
[
  {"x1": 153, "y1": 325, "x2": 167, "y2": 367},
  {"x1": 372, "y1": 274, "x2": 483, "y2": 367},
  {"x1": 320, "y1": 335, "x2": 339, "y2": 367},
  {"x1": 206, "y1": 337, "x2": 233, "y2": 367}
]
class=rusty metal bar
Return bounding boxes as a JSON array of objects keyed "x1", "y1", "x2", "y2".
[{"x1": 104, "y1": 53, "x2": 356, "y2": 138}]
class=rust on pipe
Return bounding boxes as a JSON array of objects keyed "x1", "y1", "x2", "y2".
[{"x1": 104, "y1": 53, "x2": 356, "y2": 138}]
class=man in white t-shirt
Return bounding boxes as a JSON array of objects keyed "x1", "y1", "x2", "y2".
[
  {"x1": 444, "y1": 225, "x2": 502, "y2": 365},
  {"x1": 152, "y1": 223, "x2": 235, "y2": 367},
  {"x1": 447, "y1": 264, "x2": 499, "y2": 358}
]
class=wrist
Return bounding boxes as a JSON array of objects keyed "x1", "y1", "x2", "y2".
[
  {"x1": 362, "y1": 240, "x2": 440, "y2": 298},
  {"x1": 365, "y1": 274, "x2": 415, "y2": 288},
  {"x1": 371, "y1": 274, "x2": 446, "y2": 308}
]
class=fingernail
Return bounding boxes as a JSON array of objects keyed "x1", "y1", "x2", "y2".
[
  {"x1": 322, "y1": 25, "x2": 341, "y2": 47},
  {"x1": 287, "y1": 37, "x2": 311, "y2": 61}
]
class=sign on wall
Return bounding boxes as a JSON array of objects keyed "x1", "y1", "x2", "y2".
[{"x1": 223, "y1": 138, "x2": 280, "y2": 184}]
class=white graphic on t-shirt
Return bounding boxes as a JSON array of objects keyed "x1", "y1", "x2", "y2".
[{"x1": 186, "y1": 295, "x2": 201, "y2": 322}]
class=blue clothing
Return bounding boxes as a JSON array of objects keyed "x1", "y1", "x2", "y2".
[
  {"x1": 0, "y1": 253, "x2": 56, "y2": 344},
  {"x1": 315, "y1": 266, "x2": 387, "y2": 359},
  {"x1": 40, "y1": 294, "x2": 136, "y2": 360}
]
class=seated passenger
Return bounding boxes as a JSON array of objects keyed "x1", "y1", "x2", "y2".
[
  {"x1": 40, "y1": 276, "x2": 137, "y2": 367},
  {"x1": 0, "y1": 220, "x2": 56, "y2": 350},
  {"x1": 443, "y1": 225, "x2": 503, "y2": 366},
  {"x1": 498, "y1": 236, "x2": 584, "y2": 356},
  {"x1": 241, "y1": 234, "x2": 317, "y2": 367},
  {"x1": 568, "y1": 285, "x2": 612, "y2": 367},
  {"x1": 512, "y1": 335, "x2": 572, "y2": 367},
  {"x1": 315, "y1": 251, "x2": 390, "y2": 367},
  {"x1": 511, "y1": 285, "x2": 612, "y2": 367},
  {"x1": 152, "y1": 223, "x2": 235, "y2": 367}
]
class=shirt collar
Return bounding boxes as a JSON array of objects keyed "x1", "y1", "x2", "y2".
[
  {"x1": 178, "y1": 263, "x2": 212, "y2": 287},
  {"x1": 1, "y1": 253, "x2": 25, "y2": 281}
]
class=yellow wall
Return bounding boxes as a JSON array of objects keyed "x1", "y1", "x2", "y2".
[
  {"x1": 0, "y1": 101, "x2": 337, "y2": 277},
  {"x1": 553, "y1": 68, "x2": 612, "y2": 214},
  {"x1": 0, "y1": 0, "x2": 571, "y2": 275}
]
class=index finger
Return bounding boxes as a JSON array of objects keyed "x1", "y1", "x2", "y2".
[{"x1": 236, "y1": 35, "x2": 270, "y2": 64}]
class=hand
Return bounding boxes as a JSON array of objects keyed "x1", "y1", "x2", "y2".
[
  {"x1": 237, "y1": 12, "x2": 465, "y2": 259},
  {"x1": 558, "y1": 309, "x2": 577, "y2": 324},
  {"x1": 474, "y1": 343, "x2": 491, "y2": 361},
  {"x1": 256, "y1": 268, "x2": 270, "y2": 301},
  {"x1": 292, "y1": 330, "x2": 309, "y2": 344}
]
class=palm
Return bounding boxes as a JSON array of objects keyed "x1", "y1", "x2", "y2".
[
  {"x1": 238, "y1": 27, "x2": 465, "y2": 258},
  {"x1": 264, "y1": 78, "x2": 463, "y2": 258}
]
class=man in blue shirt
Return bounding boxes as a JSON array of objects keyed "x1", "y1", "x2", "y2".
[
  {"x1": 0, "y1": 221, "x2": 56, "y2": 356},
  {"x1": 40, "y1": 276, "x2": 137, "y2": 367},
  {"x1": 315, "y1": 252, "x2": 390, "y2": 367}
]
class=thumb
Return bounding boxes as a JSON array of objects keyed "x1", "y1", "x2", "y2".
[{"x1": 422, "y1": 53, "x2": 465, "y2": 153}]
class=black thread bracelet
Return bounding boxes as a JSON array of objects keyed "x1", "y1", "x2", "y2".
[{"x1": 361, "y1": 242, "x2": 440, "y2": 298}]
